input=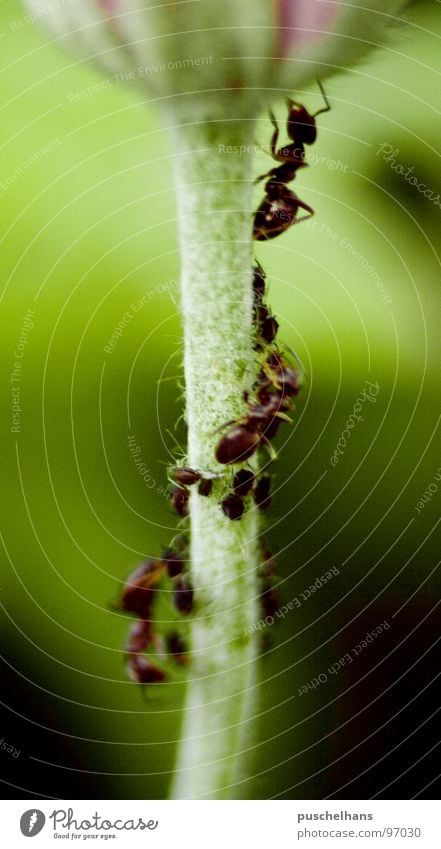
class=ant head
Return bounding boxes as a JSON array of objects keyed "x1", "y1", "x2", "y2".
[{"x1": 286, "y1": 100, "x2": 318, "y2": 146}]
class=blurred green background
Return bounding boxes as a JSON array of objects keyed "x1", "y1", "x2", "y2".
[{"x1": 1, "y1": 0, "x2": 440, "y2": 799}]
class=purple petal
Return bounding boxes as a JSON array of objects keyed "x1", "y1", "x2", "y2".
[
  {"x1": 95, "y1": 0, "x2": 120, "y2": 10},
  {"x1": 277, "y1": 0, "x2": 340, "y2": 56}
]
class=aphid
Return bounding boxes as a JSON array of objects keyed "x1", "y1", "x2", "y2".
[
  {"x1": 259, "y1": 544, "x2": 280, "y2": 619},
  {"x1": 162, "y1": 547, "x2": 185, "y2": 579},
  {"x1": 126, "y1": 655, "x2": 165, "y2": 685},
  {"x1": 253, "y1": 474, "x2": 272, "y2": 511},
  {"x1": 125, "y1": 619, "x2": 153, "y2": 654},
  {"x1": 170, "y1": 532, "x2": 190, "y2": 552},
  {"x1": 221, "y1": 493, "x2": 245, "y2": 521},
  {"x1": 169, "y1": 466, "x2": 202, "y2": 487},
  {"x1": 253, "y1": 84, "x2": 330, "y2": 241},
  {"x1": 254, "y1": 304, "x2": 279, "y2": 346},
  {"x1": 121, "y1": 559, "x2": 163, "y2": 618},
  {"x1": 173, "y1": 574, "x2": 194, "y2": 615},
  {"x1": 171, "y1": 486, "x2": 189, "y2": 517},
  {"x1": 198, "y1": 478, "x2": 213, "y2": 497},
  {"x1": 232, "y1": 469, "x2": 255, "y2": 497},
  {"x1": 166, "y1": 632, "x2": 188, "y2": 666},
  {"x1": 262, "y1": 351, "x2": 302, "y2": 397},
  {"x1": 252, "y1": 261, "x2": 266, "y2": 302},
  {"x1": 260, "y1": 582, "x2": 280, "y2": 619},
  {"x1": 215, "y1": 425, "x2": 262, "y2": 465},
  {"x1": 260, "y1": 544, "x2": 278, "y2": 577}
]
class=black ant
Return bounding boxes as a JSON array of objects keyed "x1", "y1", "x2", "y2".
[
  {"x1": 214, "y1": 350, "x2": 300, "y2": 466},
  {"x1": 253, "y1": 83, "x2": 330, "y2": 241},
  {"x1": 214, "y1": 393, "x2": 290, "y2": 465}
]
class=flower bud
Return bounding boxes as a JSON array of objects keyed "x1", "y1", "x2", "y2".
[{"x1": 25, "y1": 0, "x2": 407, "y2": 118}]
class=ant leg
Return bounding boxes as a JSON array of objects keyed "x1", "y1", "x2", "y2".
[
  {"x1": 314, "y1": 80, "x2": 331, "y2": 116},
  {"x1": 295, "y1": 198, "x2": 315, "y2": 222},
  {"x1": 257, "y1": 456, "x2": 277, "y2": 476},
  {"x1": 254, "y1": 111, "x2": 280, "y2": 184},
  {"x1": 272, "y1": 411, "x2": 292, "y2": 424},
  {"x1": 211, "y1": 416, "x2": 243, "y2": 436},
  {"x1": 254, "y1": 171, "x2": 270, "y2": 185},
  {"x1": 260, "y1": 434, "x2": 278, "y2": 462},
  {"x1": 269, "y1": 110, "x2": 280, "y2": 157},
  {"x1": 286, "y1": 97, "x2": 302, "y2": 110}
]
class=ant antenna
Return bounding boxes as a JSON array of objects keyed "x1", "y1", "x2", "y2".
[{"x1": 314, "y1": 79, "x2": 331, "y2": 117}]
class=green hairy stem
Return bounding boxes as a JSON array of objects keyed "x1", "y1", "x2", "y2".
[{"x1": 170, "y1": 119, "x2": 260, "y2": 799}]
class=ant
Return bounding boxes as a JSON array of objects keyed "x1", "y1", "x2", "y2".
[
  {"x1": 215, "y1": 350, "x2": 301, "y2": 466},
  {"x1": 214, "y1": 388, "x2": 291, "y2": 465},
  {"x1": 253, "y1": 82, "x2": 331, "y2": 241}
]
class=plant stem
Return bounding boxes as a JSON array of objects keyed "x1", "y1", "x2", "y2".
[{"x1": 170, "y1": 118, "x2": 260, "y2": 799}]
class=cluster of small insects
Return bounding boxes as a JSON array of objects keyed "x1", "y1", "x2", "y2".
[
  {"x1": 214, "y1": 261, "x2": 302, "y2": 514},
  {"x1": 120, "y1": 530, "x2": 193, "y2": 684},
  {"x1": 253, "y1": 84, "x2": 330, "y2": 241},
  {"x1": 209, "y1": 87, "x2": 331, "y2": 628},
  {"x1": 119, "y1": 465, "x2": 223, "y2": 685},
  {"x1": 119, "y1": 90, "x2": 329, "y2": 683}
]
